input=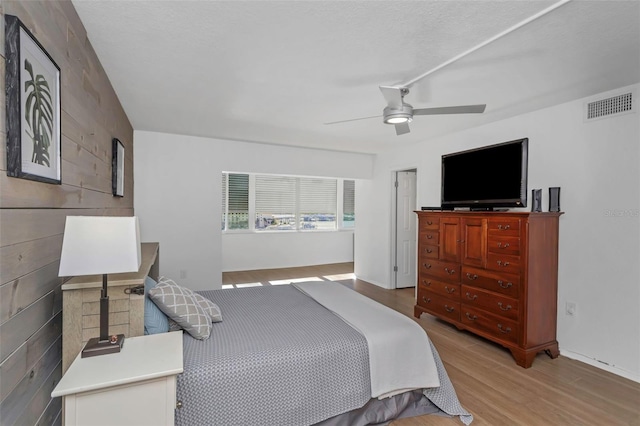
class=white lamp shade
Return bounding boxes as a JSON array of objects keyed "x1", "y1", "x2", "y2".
[{"x1": 59, "y1": 216, "x2": 142, "y2": 277}]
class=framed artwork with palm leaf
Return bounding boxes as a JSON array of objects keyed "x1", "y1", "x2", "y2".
[{"x1": 5, "y1": 15, "x2": 61, "y2": 184}]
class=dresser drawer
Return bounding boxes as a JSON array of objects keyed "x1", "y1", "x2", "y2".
[
  {"x1": 487, "y1": 253, "x2": 521, "y2": 274},
  {"x1": 461, "y1": 285, "x2": 519, "y2": 321},
  {"x1": 462, "y1": 266, "x2": 520, "y2": 298},
  {"x1": 417, "y1": 290, "x2": 460, "y2": 322},
  {"x1": 460, "y1": 306, "x2": 518, "y2": 344},
  {"x1": 420, "y1": 216, "x2": 440, "y2": 230},
  {"x1": 488, "y1": 218, "x2": 521, "y2": 237},
  {"x1": 419, "y1": 244, "x2": 439, "y2": 259},
  {"x1": 419, "y1": 258, "x2": 460, "y2": 282},
  {"x1": 418, "y1": 276, "x2": 460, "y2": 299},
  {"x1": 488, "y1": 235, "x2": 520, "y2": 256},
  {"x1": 419, "y1": 230, "x2": 439, "y2": 245}
]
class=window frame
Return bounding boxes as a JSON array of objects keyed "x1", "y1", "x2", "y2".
[{"x1": 221, "y1": 172, "x2": 354, "y2": 233}]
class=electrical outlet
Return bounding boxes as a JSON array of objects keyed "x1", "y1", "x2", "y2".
[
  {"x1": 566, "y1": 301, "x2": 576, "y2": 316},
  {"x1": 180, "y1": 270, "x2": 187, "y2": 279}
]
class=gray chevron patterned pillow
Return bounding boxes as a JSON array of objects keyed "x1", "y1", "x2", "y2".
[
  {"x1": 157, "y1": 277, "x2": 223, "y2": 323},
  {"x1": 149, "y1": 280, "x2": 212, "y2": 340}
]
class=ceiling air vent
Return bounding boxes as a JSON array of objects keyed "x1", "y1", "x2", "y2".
[{"x1": 586, "y1": 92, "x2": 634, "y2": 120}]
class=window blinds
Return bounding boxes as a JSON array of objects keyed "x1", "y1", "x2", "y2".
[
  {"x1": 299, "y1": 178, "x2": 337, "y2": 215},
  {"x1": 255, "y1": 175, "x2": 296, "y2": 216},
  {"x1": 343, "y1": 180, "x2": 355, "y2": 216}
]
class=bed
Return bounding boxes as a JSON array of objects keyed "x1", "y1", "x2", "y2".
[{"x1": 168, "y1": 280, "x2": 472, "y2": 426}]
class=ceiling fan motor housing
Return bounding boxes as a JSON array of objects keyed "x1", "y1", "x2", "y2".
[{"x1": 383, "y1": 103, "x2": 413, "y2": 124}]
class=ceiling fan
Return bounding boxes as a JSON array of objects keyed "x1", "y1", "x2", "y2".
[{"x1": 326, "y1": 86, "x2": 486, "y2": 135}]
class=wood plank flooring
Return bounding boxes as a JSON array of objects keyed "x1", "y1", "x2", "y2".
[{"x1": 222, "y1": 263, "x2": 640, "y2": 426}]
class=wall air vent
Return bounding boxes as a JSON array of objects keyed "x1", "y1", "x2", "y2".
[{"x1": 586, "y1": 92, "x2": 634, "y2": 120}]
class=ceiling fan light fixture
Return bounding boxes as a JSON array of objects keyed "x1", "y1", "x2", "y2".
[
  {"x1": 386, "y1": 116, "x2": 410, "y2": 124},
  {"x1": 383, "y1": 104, "x2": 413, "y2": 125}
]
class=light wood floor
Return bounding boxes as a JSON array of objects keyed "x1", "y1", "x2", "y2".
[{"x1": 223, "y1": 263, "x2": 640, "y2": 426}]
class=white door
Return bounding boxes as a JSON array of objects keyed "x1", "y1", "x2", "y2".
[{"x1": 394, "y1": 171, "x2": 417, "y2": 288}]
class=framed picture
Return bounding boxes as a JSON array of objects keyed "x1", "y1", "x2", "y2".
[
  {"x1": 5, "y1": 15, "x2": 61, "y2": 184},
  {"x1": 112, "y1": 138, "x2": 124, "y2": 197}
]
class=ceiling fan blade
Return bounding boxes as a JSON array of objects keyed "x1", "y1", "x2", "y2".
[
  {"x1": 413, "y1": 104, "x2": 486, "y2": 116},
  {"x1": 324, "y1": 115, "x2": 381, "y2": 125},
  {"x1": 395, "y1": 122, "x2": 411, "y2": 135},
  {"x1": 379, "y1": 86, "x2": 404, "y2": 108}
]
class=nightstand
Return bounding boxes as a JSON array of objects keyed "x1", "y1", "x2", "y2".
[
  {"x1": 61, "y1": 242, "x2": 159, "y2": 373},
  {"x1": 52, "y1": 331, "x2": 183, "y2": 426}
]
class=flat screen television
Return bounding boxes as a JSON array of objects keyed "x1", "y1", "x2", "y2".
[{"x1": 441, "y1": 138, "x2": 528, "y2": 210}]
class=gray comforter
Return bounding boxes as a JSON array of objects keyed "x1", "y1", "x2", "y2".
[
  {"x1": 176, "y1": 284, "x2": 472, "y2": 426},
  {"x1": 176, "y1": 285, "x2": 371, "y2": 426}
]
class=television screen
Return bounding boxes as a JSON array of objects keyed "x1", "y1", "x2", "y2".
[{"x1": 441, "y1": 138, "x2": 528, "y2": 209}]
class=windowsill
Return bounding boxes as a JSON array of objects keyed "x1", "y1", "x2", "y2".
[{"x1": 222, "y1": 228, "x2": 354, "y2": 235}]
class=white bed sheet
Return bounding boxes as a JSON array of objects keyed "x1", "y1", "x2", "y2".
[{"x1": 293, "y1": 281, "x2": 440, "y2": 399}]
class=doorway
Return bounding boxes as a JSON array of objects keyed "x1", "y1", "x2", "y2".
[{"x1": 392, "y1": 170, "x2": 417, "y2": 289}]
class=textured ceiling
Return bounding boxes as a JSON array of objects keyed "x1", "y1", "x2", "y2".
[{"x1": 71, "y1": 0, "x2": 640, "y2": 154}]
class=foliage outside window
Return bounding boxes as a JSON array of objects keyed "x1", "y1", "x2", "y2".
[{"x1": 222, "y1": 173, "x2": 355, "y2": 232}]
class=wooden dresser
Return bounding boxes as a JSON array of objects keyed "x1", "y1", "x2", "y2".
[
  {"x1": 414, "y1": 211, "x2": 562, "y2": 368},
  {"x1": 62, "y1": 242, "x2": 160, "y2": 373}
]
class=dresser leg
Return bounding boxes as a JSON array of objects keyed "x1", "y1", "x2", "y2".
[
  {"x1": 510, "y1": 342, "x2": 560, "y2": 368},
  {"x1": 414, "y1": 306, "x2": 423, "y2": 319},
  {"x1": 509, "y1": 348, "x2": 536, "y2": 368},
  {"x1": 544, "y1": 342, "x2": 560, "y2": 359}
]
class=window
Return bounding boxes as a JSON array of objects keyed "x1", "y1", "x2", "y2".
[
  {"x1": 222, "y1": 173, "x2": 249, "y2": 230},
  {"x1": 299, "y1": 178, "x2": 337, "y2": 230},
  {"x1": 343, "y1": 180, "x2": 355, "y2": 228},
  {"x1": 222, "y1": 173, "x2": 354, "y2": 232},
  {"x1": 255, "y1": 175, "x2": 296, "y2": 230}
]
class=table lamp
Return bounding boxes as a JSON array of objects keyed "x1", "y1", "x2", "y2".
[{"x1": 59, "y1": 216, "x2": 141, "y2": 357}]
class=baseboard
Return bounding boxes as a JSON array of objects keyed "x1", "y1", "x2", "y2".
[
  {"x1": 353, "y1": 274, "x2": 390, "y2": 289},
  {"x1": 560, "y1": 349, "x2": 640, "y2": 383}
]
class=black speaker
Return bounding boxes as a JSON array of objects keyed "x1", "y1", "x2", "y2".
[
  {"x1": 531, "y1": 189, "x2": 542, "y2": 212},
  {"x1": 549, "y1": 187, "x2": 561, "y2": 212}
]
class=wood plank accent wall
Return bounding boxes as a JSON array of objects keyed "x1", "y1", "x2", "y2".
[{"x1": 0, "y1": 2, "x2": 134, "y2": 425}]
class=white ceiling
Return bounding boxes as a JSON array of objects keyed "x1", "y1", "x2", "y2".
[{"x1": 71, "y1": 0, "x2": 640, "y2": 154}]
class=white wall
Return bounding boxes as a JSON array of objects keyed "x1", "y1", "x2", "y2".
[
  {"x1": 222, "y1": 231, "x2": 353, "y2": 272},
  {"x1": 134, "y1": 131, "x2": 373, "y2": 290},
  {"x1": 355, "y1": 85, "x2": 640, "y2": 381}
]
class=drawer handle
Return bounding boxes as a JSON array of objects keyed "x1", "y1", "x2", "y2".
[
  {"x1": 422, "y1": 297, "x2": 431, "y2": 304},
  {"x1": 497, "y1": 260, "x2": 510, "y2": 267},
  {"x1": 426, "y1": 220, "x2": 433, "y2": 225},
  {"x1": 445, "y1": 286, "x2": 456, "y2": 294},
  {"x1": 444, "y1": 305, "x2": 455, "y2": 313},
  {"x1": 423, "y1": 263, "x2": 432, "y2": 269},
  {"x1": 498, "y1": 280, "x2": 513, "y2": 289},
  {"x1": 176, "y1": 401, "x2": 183, "y2": 409},
  {"x1": 498, "y1": 302, "x2": 512, "y2": 311},
  {"x1": 426, "y1": 248, "x2": 433, "y2": 253},
  {"x1": 422, "y1": 280, "x2": 431, "y2": 287},
  {"x1": 497, "y1": 224, "x2": 511, "y2": 230},
  {"x1": 466, "y1": 273, "x2": 478, "y2": 280},
  {"x1": 465, "y1": 292, "x2": 477, "y2": 301},
  {"x1": 456, "y1": 239, "x2": 465, "y2": 243},
  {"x1": 427, "y1": 235, "x2": 434, "y2": 239},
  {"x1": 465, "y1": 312, "x2": 477, "y2": 321},
  {"x1": 497, "y1": 242, "x2": 510, "y2": 248},
  {"x1": 124, "y1": 285, "x2": 145, "y2": 295},
  {"x1": 497, "y1": 324, "x2": 512, "y2": 334},
  {"x1": 444, "y1": 267, "x2": 456, "y2": 275}
]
